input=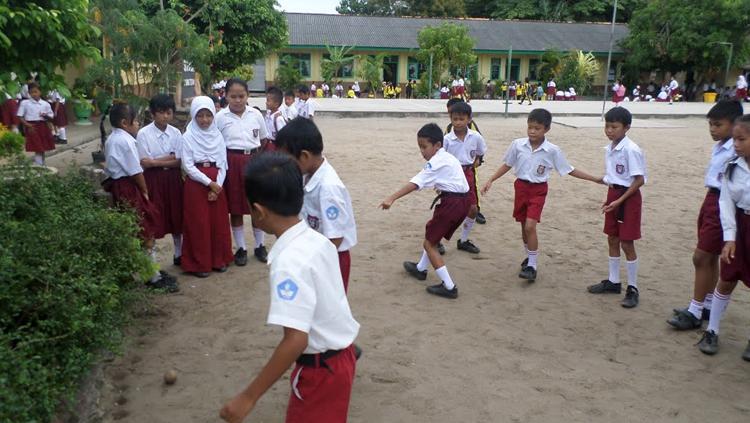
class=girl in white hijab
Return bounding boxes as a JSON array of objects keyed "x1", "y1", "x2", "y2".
[
  {"x1": 180, "y1": 96, "x2": 234, "y2": 277},
  {"x1": 737, "y1": 74, "x2": 747, "y2": 101}
]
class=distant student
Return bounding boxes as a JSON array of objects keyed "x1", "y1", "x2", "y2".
[
  {"x1": 347, "y1": 86, "x2": 356, "y2": 99},
  {"x1": 587, "y1": 107, "x2": 646, "y2": 309},
  {"x1": 440, "y1": 85, "x2": 450, "y2": 99},
  {"x1": 180, "y1": 96, "x2": 234, "y2": 277},
  {"x1": 296, "y1": 85, "x2": 316, "y2": 120},
  {"x1": 517, "y1": 77, "x2": 532, "y2": 105},
  {"x1": 0, "y1": 93, "x2": 20, "y2": 132},
  {"x1": 275, "y1": 118, "x2": 357, "y2": 293},
  {"x1": 443, "y1": 102, "x2": 487, "y2": 254},
  {"x1": 380, "y1": 123, "x2": 469, "y2": 299},
  {"x1": 546, "y1": 78, "x2": 556, "y2": 100},
  {"x1": 536, "y1": 84, "x2": 544, "y2": 101},
  {"x1": 509, "y1": 81, "x2": 517, "y2": 100},
  {"x1": 322, "y1": 82, "x2": 330, "y2": 98},
  {"x1": 735, "y1": 75, "x2": 747, "y2": 101},
  {"x1": 136, "y1": 94, "x2": 184, "y2": 266},
  {"x1": 316, "y1": 86, "x2": 324, "y2": 99},
  {"x1": 220, "y1": 153, "x2": 359, "y2": 423},
  {"x1": 668, "y1": 76, "x2": 679, "y2": 104},
  {"x1": 335, "y1": 82, "x2": 344, "y2": 98},
  {"x1": 668, "y1": 101, "x2": 743, "y2": 330},
  {"x1": 103, "y1": 101, "x2": 178, "y2": 292},
  {"x1": 216, "y1": 78, "x2": 270, "y2": 264},
  {"x1": 47, "y1": 89, "x2": 68, "y2": 144},
  {"x1": 16, "y1": 82, "x2": 54, "y2": 165},
  {"x1": 264, "y1": 86, "x2": 286, "y2": 150},
  {"x1": 353, "y1": 81, "x2": 361, "y2": 98},
  {"x1": 695, "y1": 115, "x2": 750, "y2": 361},
  {"x1": 280, "y1": 90, "x2": 298, "y2": 121},
  {"x1": 482, "y1": 108, "x2": 601, "y2": 282},
  {"x1": 209, "y1": 95, "x2": 222, "y2": 113}
]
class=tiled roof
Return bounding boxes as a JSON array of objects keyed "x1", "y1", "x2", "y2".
[{"x1": 285, "y1": 13, "x2": 628, "y2": 54}]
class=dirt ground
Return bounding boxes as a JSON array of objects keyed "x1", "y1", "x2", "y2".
[{"x1": 97, "y1": 116, "x2": 750, "y2": 423}]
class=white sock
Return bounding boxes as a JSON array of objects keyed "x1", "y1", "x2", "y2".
[
  {"x1": 58, "y1": 127, "x2": 66, "y2": 140},
  {"x1": 524, "y1": 243, "x2": 529, "y2": 256},
  {"x1": 460, "y1": 217, "x2": 475, "y2": 242},
  {"x1": 687, "y1": 299, "x2": 704, "y2": 320},
  {"x1": 527, "y1": 250, "x2": 538, "y2": 269},
  {"x1": 33, "y1": 154, "x2": 44, "y2": 165},
  {"x1": 435, "y1": 266, "x2": 455, "y2": 290},
  {"x1": 704, "y1": 293, "x2": 714, "y2": 310},
  {"x1": 232, "y1": 226, "x2": 246, "y2": 250},
  {"x1": 148, "y1": 248, "x2": 160, "y2": 282},
  {"x1": 626, "y1": 259, "x2": 638, "y2": 288},
  {"x1": 253, "y1": 228, "x2": 265, "y2": 248},
  {"x1": 416, "y1": 250, "x2": 430, "y2": 272},
  {"x1": 706, "y1": 290, "x2": 731, "y2": 334},
  {"x1": 608, "y1": 257, "x2": 621, "y2": 283},
  {"x1": 172, "y1": 234, "x2": 182, "y2": 257}
]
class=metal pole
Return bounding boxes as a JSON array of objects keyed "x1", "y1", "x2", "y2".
[
  {"x1": 505, "y1": 45, "x2": 512, "y2": 118},
  {"x1": 601, "y1": 0, "x2": 618, "y2": 120},
  {"x1": 429, "y1": 52, "x2": 433, "y2": 99},
  {"x1": 725, "y1": 43, "x2": 733, "y2": 89}
]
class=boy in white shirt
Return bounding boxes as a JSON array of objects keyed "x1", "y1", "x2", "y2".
[
  {"x1": 482, "y1": 108, "x2": 601, "y2": 282},
  {"x1": 296, "y1": 85, "x2": 316, "y2": 120},
  {"x1": 280, "y1": 90, "x2": 298, "y2": 121},
  {"x1": 587, "y1": 107, "x2": 647, "y2": 309},
  {"x1": 220, "y1": 153, "x2": 359, "y2": 423},
  {"x1": 264, "y1": 86, "x2": 286, "y2": 148}
]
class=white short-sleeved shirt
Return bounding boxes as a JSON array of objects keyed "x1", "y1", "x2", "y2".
[
  {"x1": 105, "y1": 128, "x2": 143, "y2": 179},
  {"x1": 459, "y1": 78, "x2": 465, "y2": 87},
  {"x1": 602, "y1": 136, "x2": 647, "y2": 187},
  {"x1": 302, "y1": 159, "x2": 357, "y2": 252},
  {"x1": 16, "y1": 98, "x2": 53, "y2": 121},
  {"x1": 410, "y1": 148, "x2": 469, "y2": 193},
  {"x1": 443, "y1": 129, "x2": 487, "y2": 166},
  {"x1": 280, "y1": 103, "x2": 298, "y2": 121},
  {"x1": 720, "y1": 157, "x2": 750, "y2": 241},
  {"x1": 264, "y1": 110, "x2": 286, "y2": 141},
  {"x1": 136, "y1": 122, "x2": 183, "y2": 160},
  {"x1": 47, "y1": 90, "x2": 65, "y2": 104},
  {"x1": 547, "y1": 81, "x2": 556, "y2": 88},
  {"x1": 267, "y1": 220, "x2": 360, "y2": 354},
  {"x1": 503, "y1": 137, "x2": 574, "y2": 183},
  {"x1": 669, "y1": 80, "x2": 679, "y2": 90},
  {"x1": 705, "y1": 138, "x2": 734, "y2": 189},
  {"x1": 215, "y1": 106, "x2": 268, "y2": 150},
  {"x1": 297, "y1": 99, "x2": 316, "y2": 119}
]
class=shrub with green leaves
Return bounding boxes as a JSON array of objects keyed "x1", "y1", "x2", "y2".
[{"x1": 0, "y1": 167, "x2": 153, "y2": 422}]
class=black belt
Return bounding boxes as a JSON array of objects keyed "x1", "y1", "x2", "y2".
[
  {"x1": 462, "y1": 164, "x2": 474, "y2": 170},
  {"x1": 517, "y1": 178, "x2": 548, "y2": 185},
  {"x1": 430, "y1": 191, "x2": 468, "y2": 209},
  {"x1": 296, "y1": 348, "x2": 344, "y2": 369},
  {"x1": 195, "y1": 161, "x2": 217, "y2": 168},
  {"x1": 708, "y1": 187, "x2": 720, "y2": 195},
  {"x1": 227, "y1": 147, "x2": 261, "y2": 155},
  {"x1": 611, "y1": 184, "x2": 628, "y2": 190}
]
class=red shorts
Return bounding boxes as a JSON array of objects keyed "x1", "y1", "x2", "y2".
[
  {"x1": 338, "y1": 250, "x2": 350, "y2": 293},
  {"x1": 425, "y1": 193, "x2": 470, "y2": 245},
  {"x1": 696, "y1": 190, "x2": 722, "y2": 255},
  {"x1": 603, "y1": 186, "x2": 642, "y2": 241},
  {"x1": 110, "y1": 177, "x2": 161, "y2": 240},
  {"x1": 24, "y1": 121, "x2": 55, "y2": 153},
  {"x1": 224, "y1": 150, "x2": 256, "y2": 215},
  {"x1": 736, "y1": 88, "x2": 747, "y2": 100},
  {"x1": 286, "y1": 345, "x2": 356, "y2": 423},
  {"x1": 720, "y1": 210, "x2": 750, "y2": 288},
  {"x1": 513, "y1": 179, "x2": 548, "y2": 223},
  {"x1": 547, "y1": 87, "x2": 556, "y2": 96},
  {"x1": 463, "y1": 166, "x2": 478, "y2": 206},
  {"x1": 144, "y1": 167, "x2": 184, "y2": 239}
]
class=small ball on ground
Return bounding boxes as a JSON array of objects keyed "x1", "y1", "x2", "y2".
[{"x1": 163, "y1": 369, "x2": 177, "y2": 385}]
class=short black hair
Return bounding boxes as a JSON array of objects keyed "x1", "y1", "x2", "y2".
[
  {"x1": 244, "y1": 152, "x2": 303, "y2": 217},
  {"x1": 604, "y1": 107, "x2": 632, "y2": 126},
  {"x1": 284, "y1": 90, "x2": 295, "y2": 98},
  {"x1": 266, "y1": 86, "x2": 283, "y2": 105},
  {"x1": 417, "y1": 123, "x2": 444, "y2": 145},
  {"x1": 446, "y1": 97, "x2": 464, "y2": 109},
  {"x1": 298, "y1": 85, "x2": 310, "y2": 95},
  {"x1": 707, "y1": 100, "x2": 743, "y2": 122},
  {"x1": 109, "y1": 101, "x2": 136, "y2": 128},
  {"x1": 225, "y1": 77, "x2": 248, "y2": 93},
  {"x1": 27, "y1": 82, "x2": 41, "y2": 92},
  {"x1": 274, "y1": 117, "x2": 323, "y2": 158},
  {"x1": 209, "y1": 95, "x2": 220, "y2": 105},
  {"x1": 149, "y1": 94, "x2": 175, "y2": 113},
  {"x1": 735, "y1": 114, "x2": 750, "y2": 131},
  {"x1": 449, "y1": 101, "x2": 472, "y2": 117},
  {"x1": 528, "y1": 108, "x2": 552, "y2": 128}
]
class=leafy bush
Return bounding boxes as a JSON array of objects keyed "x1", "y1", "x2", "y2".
[
  {"x1": 275, "y1": 55, "x2": 303, "y2": 91},
  {"x1": 558, "y1": 50, "x2": 600, "y2": 95},
  {"x1": 0, "y1": 167, "x2": 153, "y2": 422},
  {"x1": 0, "y1": 124, "x2": 24, "y2": 158}
]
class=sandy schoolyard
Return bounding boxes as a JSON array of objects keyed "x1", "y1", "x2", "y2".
[{"x1": 98, "y1": 115, "x2": 750, "y2": 423}]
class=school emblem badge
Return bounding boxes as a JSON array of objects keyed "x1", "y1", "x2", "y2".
[
  {"x1": 253, "y1": 128, "x2": 259, "y2": 138},
  {"x1": 326, "y1": 205, "x2": 340, "y2": 220},
  {"x1": 470, "y1": 150, "x2": 476, "y2": 159},
  {"x1": 424, "y1": 162, "x2": 432, "y2": 170},
  {"x1": 718, "y1": 172, "x2": 723, "y2": 182},
  {"x1": 536, "y1": 165, "x2": 546, "y2": 175},
  {"x1": 616, "y1": 164, "x2": 625, "y2": 174},
  {"x1": 307, "y1": 215, "x2": 320, "y2": 230},
  {"x1": 276, "y1": 279, "x2": 298, "y2": 301}
]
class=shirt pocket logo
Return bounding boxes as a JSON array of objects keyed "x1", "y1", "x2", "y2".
[
  {"x1": 536, "y1": 164, "x2": 546, "y2": 175},
  {"x1": 253, "y1": 128, "x2": 259, "y2": 138},
  {"x1": 326, "y1": 206, "x2": 340, "y2": 220},
  {"x1": 616, "y1": 164, "x2": 625, "y2": 174},
  {"x1": 277, "y1": 279, "x2": 299, "y2": 301},
  {"x1": 307, "y1": 215, "x2": 320, "y2": 230}
]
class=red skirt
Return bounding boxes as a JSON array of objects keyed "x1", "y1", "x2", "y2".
[
  {"x1": 110, "y1": 177, "x2": 161, "y2": 240},
  {"x1": 181, "y1": 167, "x2": 234, "y2": 273},
  {"x1": 425, "y1": 193, "x2": 470, "y2": 245},
  {"x1": 0, "y1": 98, "x2": 18, "y2": 127},
  {"x1": 51, "y1": 102, "x2": 68, "y2": 127},
  {"x1": 720, "y1": 210, "x2": 750, "y2": 288},
  {"x1": 338, "y1": 250, "x2": 351, "y2": 293},
  {"x1": 24, "y1": 121, "x2": 55, "y2": 153},
  {"x1": 144, "y1": 167, "x2": 183, "y2": 238},
  {"x1": 736, "y1": 88, "x2": 747, "y2": 101},
  {"x1": 547, "y1": 87, "x2": 556, "y2": 96},
  {"x1": 224, "y1": 150, "x2": 254, "y2": 215}
]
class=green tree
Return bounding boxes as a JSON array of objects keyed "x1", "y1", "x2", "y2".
[
  {"x1": 557, "y1": 50, "x2": 599, "y2": 94},
  {"x1": 621, "y1": 0, "x2": 750, "y2": 80},
  {"x1": 537, "y1": 48, "x2": 564, "y2": 82},
  {"x1": 321, "y1": 45, "x2": 357, "y2": 83},
  {"x1": 275, "y1": 55, "x2": 303, "y2": 92},
  {"x1": 337, "y1": 0, "x2": 465, "y2": 16},
  {"x1": 0, "y1": 0, "x2": 100, "y2": 98},
  {"x1": 356, "y1": 53, "x2": 387, "y2": 96},
  {"x1": 465, "y1": 0, "x2": 644, "y2": 22},
  {"x1": 416, "y1": 23, "x2": 477, "y2": 86}
]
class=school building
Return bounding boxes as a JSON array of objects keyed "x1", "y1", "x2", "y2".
[{"x1": 262, "y1": 13, "x2": 630, "y2": 91}]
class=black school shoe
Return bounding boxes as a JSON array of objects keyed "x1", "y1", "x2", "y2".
[
  {"x1": 521, "y1": 258, "x2": 528, "y2": 269},
  {"x1": 403, "y1": 261, "x2": 427, "y2": 281},
  {"x1": 213, "y1": 265, "x2": 228, "y2": 273},
  {"x1": 234, "y1": 248, "x2": 248, "y2": 266},
  {"x1": 697, "y1": 330, "x2": 719, "y2": 355},
  {"x1": 457, "y1": 239, "x2": 480, "y2": 254},
  {"x1": 621, "y1": 286, "x2": 639, "y2": 308},
  {"x1": 437, "y1": 243, "x2": 446, "y2": 255},
  {"x1": 667, "y1": 309, "x2": 702, "y2": 330},
  {"x1": 191, "y1": 271, "x2": 210, "y2": 278},
  {"x1": 173, "y1": 255, "x2": 181, "y2": 266},
  {"x1": 426, "y1": 283, "x2": 458, "y2": 299},
  {"x1": 476, "y1": 212, "x2": 487, "y2": 224},
  {"x1": 254, "y1": 245, "x2": 268, "y2": 263},
  {"x1": 672, "y1": 307, "x2": 711, "y2": 321},
  {"x1": 518, "y1": 266, "x2": 537, "y2": 282},
  {"x1": 587, "y1": 280, "x2": 622, "y2": 294},
  {"x1": 146, "y1": 274, "x2": 179, "y2": 293}
]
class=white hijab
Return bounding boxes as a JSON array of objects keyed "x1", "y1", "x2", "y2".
[
  {"x1": 182, "y1": 96, "x2": 226, "y2": 166},
  {"x1": 738, "y1": 75, "x2": 748, "y2": 89}
]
